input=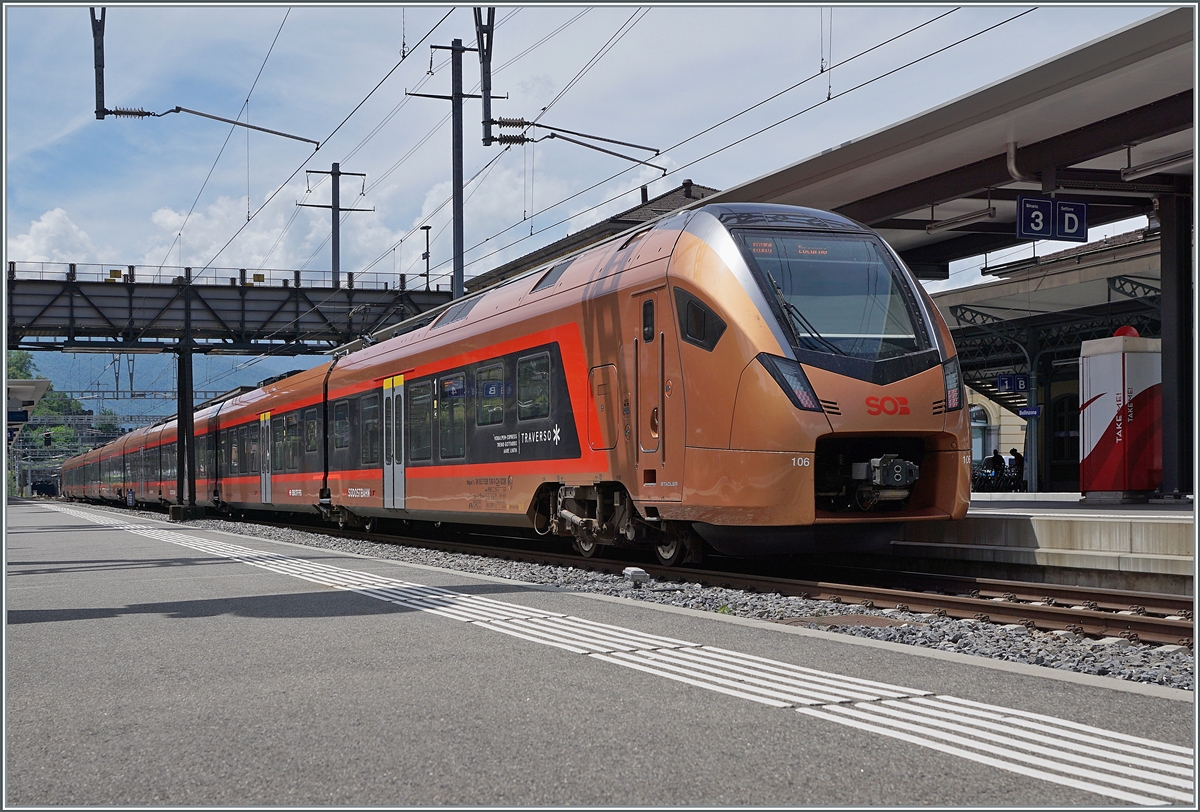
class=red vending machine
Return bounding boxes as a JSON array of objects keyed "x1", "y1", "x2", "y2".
[{"x1": 1079, "y1": 335, "x2": 1162, "y2": 501}]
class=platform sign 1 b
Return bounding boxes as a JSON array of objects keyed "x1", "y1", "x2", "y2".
[
  {"x1": 1017, "y1": 196, "x2": 1088, "y2": 242},
  {"x1": 996, "y1": 374, "x2": 1029, "y2": 393}
]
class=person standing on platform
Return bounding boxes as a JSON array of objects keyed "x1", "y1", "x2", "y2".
[
  {"x1": 1010, "y1": 448, "x2": 1025, "y2": 482},
  {"x1": 988, "y1": 449, "x2": 1005, "y2": 476}
]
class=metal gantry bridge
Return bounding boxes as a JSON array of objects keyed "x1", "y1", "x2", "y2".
[{"x1": 7, "y1": 261, "x2": 454, "y2": 511}]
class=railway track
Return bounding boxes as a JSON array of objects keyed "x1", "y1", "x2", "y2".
[{"x1": 232, "y1": 514, "x2": 1195, "y2": 648}]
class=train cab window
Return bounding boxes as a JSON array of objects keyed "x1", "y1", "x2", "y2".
[
  {"x1": 249, "y1": 424, "x2": 260, "y2": 474},
  {"x1": 642, "y1": 300, "x2": 655, "y2": 343},
  {"x1": 361, "y1": 395, "x2": 381, "y2": 466},
  {"x1": 334, "y1": 401, "x2": 350, "y2": 449},
  {"x1": 408, "y1": 382, "x2": 433, "y2": 461},
  {"x1": 673, "y1": 288, "x2": 727, "y2": 352},
  {"x1": 285, "y1": 414, "x2": 301, "y2": 471},
  {"x1": 517, "y1": 353, "x2": 550, "y2": 421},
  {"x1": 439, "y1": 375, "x2": 467, "y2": 459},
  {"x1": 476, "y1": 364, "x2": 505, "y2": 427},
  {"x1": 304, "y1": 409, "x2": 319, "y2": 454}
]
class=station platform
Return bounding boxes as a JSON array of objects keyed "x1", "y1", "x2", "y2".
[
  {"x1": 895, "y1": 493, "x2": 1195, "y2": 595},
  {"x1": 6, "y1": 500, "x2": 1193, "y2": 806}
]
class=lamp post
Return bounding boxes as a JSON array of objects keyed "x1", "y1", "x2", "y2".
[{"x1": 421, "y1": 225, "x2": 432, "y2": 291}]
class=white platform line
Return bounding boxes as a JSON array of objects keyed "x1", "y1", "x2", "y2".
[
  {"x1": 816, "y1": 702, "x2": 1193, "y2": 804},
  {"x1": 795, "y1": 706, "x2": 1173, "y2": 806},
  {"x1": 701, "y1": 645, "x2": 931, "y2": 697},
  {"x1": 930, "y1": 695, "x2": 1195, "y2": 760},
  {"x1": 667, "y1": 642, "x2": 907, "y2": 700},
  {"x1": 869, "y1": 700, "x2": 1193, "y2": 790},
  {"x1": 904, "y1": 698, "x2": 1195, "y2": 775},
  {"x1": 589, "y1": 652, "x2": 792, "y2": 708},
  {"x1": 474, "y1": 620, "x2": 593, "y2": 654}
]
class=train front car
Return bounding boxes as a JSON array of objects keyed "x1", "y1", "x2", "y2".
[{"x1": 672, "y1": 204, "x2": 970, "y2": 555}]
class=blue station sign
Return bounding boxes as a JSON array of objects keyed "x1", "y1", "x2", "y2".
[
  {"x1": 1017, "y1": 196, "x2": 1088, "y2": 242},
  {"x1": 996, "y1": 374, "x2": 1029, "y2": 393},
  {"x1": 1017, "y1": 406, "x2": 1043, "y2": 418}
]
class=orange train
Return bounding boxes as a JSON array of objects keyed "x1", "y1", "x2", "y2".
[{"x1": 63, "y1": 203, "x2": 971, "y2": 565}]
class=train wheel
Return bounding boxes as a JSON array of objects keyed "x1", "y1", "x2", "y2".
[
  {"x1": 654, "y1": 536, "x2": 686, "y2": 567},
  {"x1": 573, "y1": 536, "x2": 602, "y2": 558}
]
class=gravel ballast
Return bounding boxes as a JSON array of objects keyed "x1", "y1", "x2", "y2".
[{"x1": 69, "y1": 504, "x2": 1195, "y2": 691}]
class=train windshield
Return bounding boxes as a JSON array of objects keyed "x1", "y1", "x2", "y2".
[{"x1": 734, "y1": 231, "x2": 929, "y2": 361}]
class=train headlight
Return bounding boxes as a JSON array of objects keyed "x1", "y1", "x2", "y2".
[
  {"x1": 942, "y1": 356, "x2": 964, "y2": 411},
  {"x1": 758, "y1": 354, "x2": 823, "y2": 412}
]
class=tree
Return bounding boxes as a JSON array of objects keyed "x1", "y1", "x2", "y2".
[
  {"x1": 7, "y1": 350, "x2": 37, "y2": 379},
  {"x1": 32, "y1": 390, "x2": 87, "y2": 417}
]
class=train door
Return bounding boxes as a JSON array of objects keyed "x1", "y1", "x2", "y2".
[
  {"x1": 259, "y1": 412, "x2": 272, "y2": 504},
  {"x1": 383, "y1": 375, "x2": 406, "y2": 509},
  {"x1": 633, "y1": 289, "x2": 683, "y2": 500}
]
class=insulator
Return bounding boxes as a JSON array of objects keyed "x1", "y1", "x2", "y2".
[
  {"x1": 110, "y1": 107, "x2": 150, "y2": 118},
  {"x1": 496, "y1": 134, "x2": 530, "y2": 145},
  {"x1": 493, "y1": 117, "x2": 528, "y2": 129}
]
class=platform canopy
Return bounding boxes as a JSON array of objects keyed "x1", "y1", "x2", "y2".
[{"x1": 704, "y1": 8, "x2": 1193, "y2": 280}]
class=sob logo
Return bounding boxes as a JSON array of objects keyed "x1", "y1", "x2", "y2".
[{"x1": 865, "y1": 395, "x2": 910, "y2": 416}]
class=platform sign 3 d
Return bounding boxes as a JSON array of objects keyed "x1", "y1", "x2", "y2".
[
  {"x1": 1016, "y1": 197, "x2": 1054, "y2": 240},
  {"x1": 1017, "y1": 196, "x2": 1088, "y2": 242}
]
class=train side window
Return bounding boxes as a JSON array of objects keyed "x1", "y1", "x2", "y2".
[
  {"x1": 673, "y1": 288, "x2": 727, "y2": 352},
  {"x1": 361, "y1": 395, "x2": 381, "y2": 465},
  {"x1": 286, "y1": 414, "x2": 301, "y2": 471},
  {"x1": 334, "y1": 401, "x2": 350, "y2": 449},
  {"x1": 230, "y1": 429, "x2": 239, "y2": 474},
  {"x1": 642, "y1": 300, "x2": 655, "y2": 343},
  {"x1": 304, "y1": 409, "x2": 319, "y2": 454},
  {"x1": 272, "y1": 418, "x2": 286, "y2": 472},
  {"x1": 517, "y1": 353, "x2": 550, "y2": 421},
  {"x1": 384, "y1": 396, "x2": 393, "y2": 465},
  {"x1": 408, "y1": 382, "x2": 433, "y2": 461},
  {"x1": 239, "y1": 426, "x2": 249, "y2": 473},
  {"x1": 439, "y1": 375, "x2": 467, "y2": 459},
  {"x1": 476, "y1": 364, "x2": 505, "y2": 427},
  {"x1": 249, "y1": 424, "x2": 260, "y2": 474}
]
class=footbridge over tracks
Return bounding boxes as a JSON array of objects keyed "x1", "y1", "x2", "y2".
[
  {"x1": 704, "y1": 8, "x2": 1193, "y2": 498},
  {"x1": 6, "y1": 261, "x2": 453, "y2": 514},
  {"x1": 6, "y1": 262, "x2": 451, "y2": 355}
]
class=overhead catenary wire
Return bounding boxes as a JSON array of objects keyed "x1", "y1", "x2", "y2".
[
  {"x1": 439, "y1": 8, "x2": 962, "y2": 279},
  {"x1": 437, "y1": 7, "x2": 979, "y2": 281},
  {"x1": 203, "y1": 8, "x2": 1029, "y2": 387},
  {"x1": 293, "y1": 7, "x2": 605, "y2": 278},
  {"x1": 192, "y1": 8, "x2": 454, "y2": 279},
  {"x1": 156, "y1": 8, "x2": 291, "y2": 270},
  {"x1": 263, "y1": 7, "x2": 549, "y2": 276}
]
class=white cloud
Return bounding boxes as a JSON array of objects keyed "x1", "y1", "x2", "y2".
[{"x1": 7, "y1": 208, "x2": 97, "y2": 262}]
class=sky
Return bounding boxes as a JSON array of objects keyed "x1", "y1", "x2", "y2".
[{"x1": 3, "y1": 3, "x2": 1168, "y2": 401}]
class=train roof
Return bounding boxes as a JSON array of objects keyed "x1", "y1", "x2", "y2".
[{"x1": 693, "y1": 203, "x2": 869, "y2": 233}]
